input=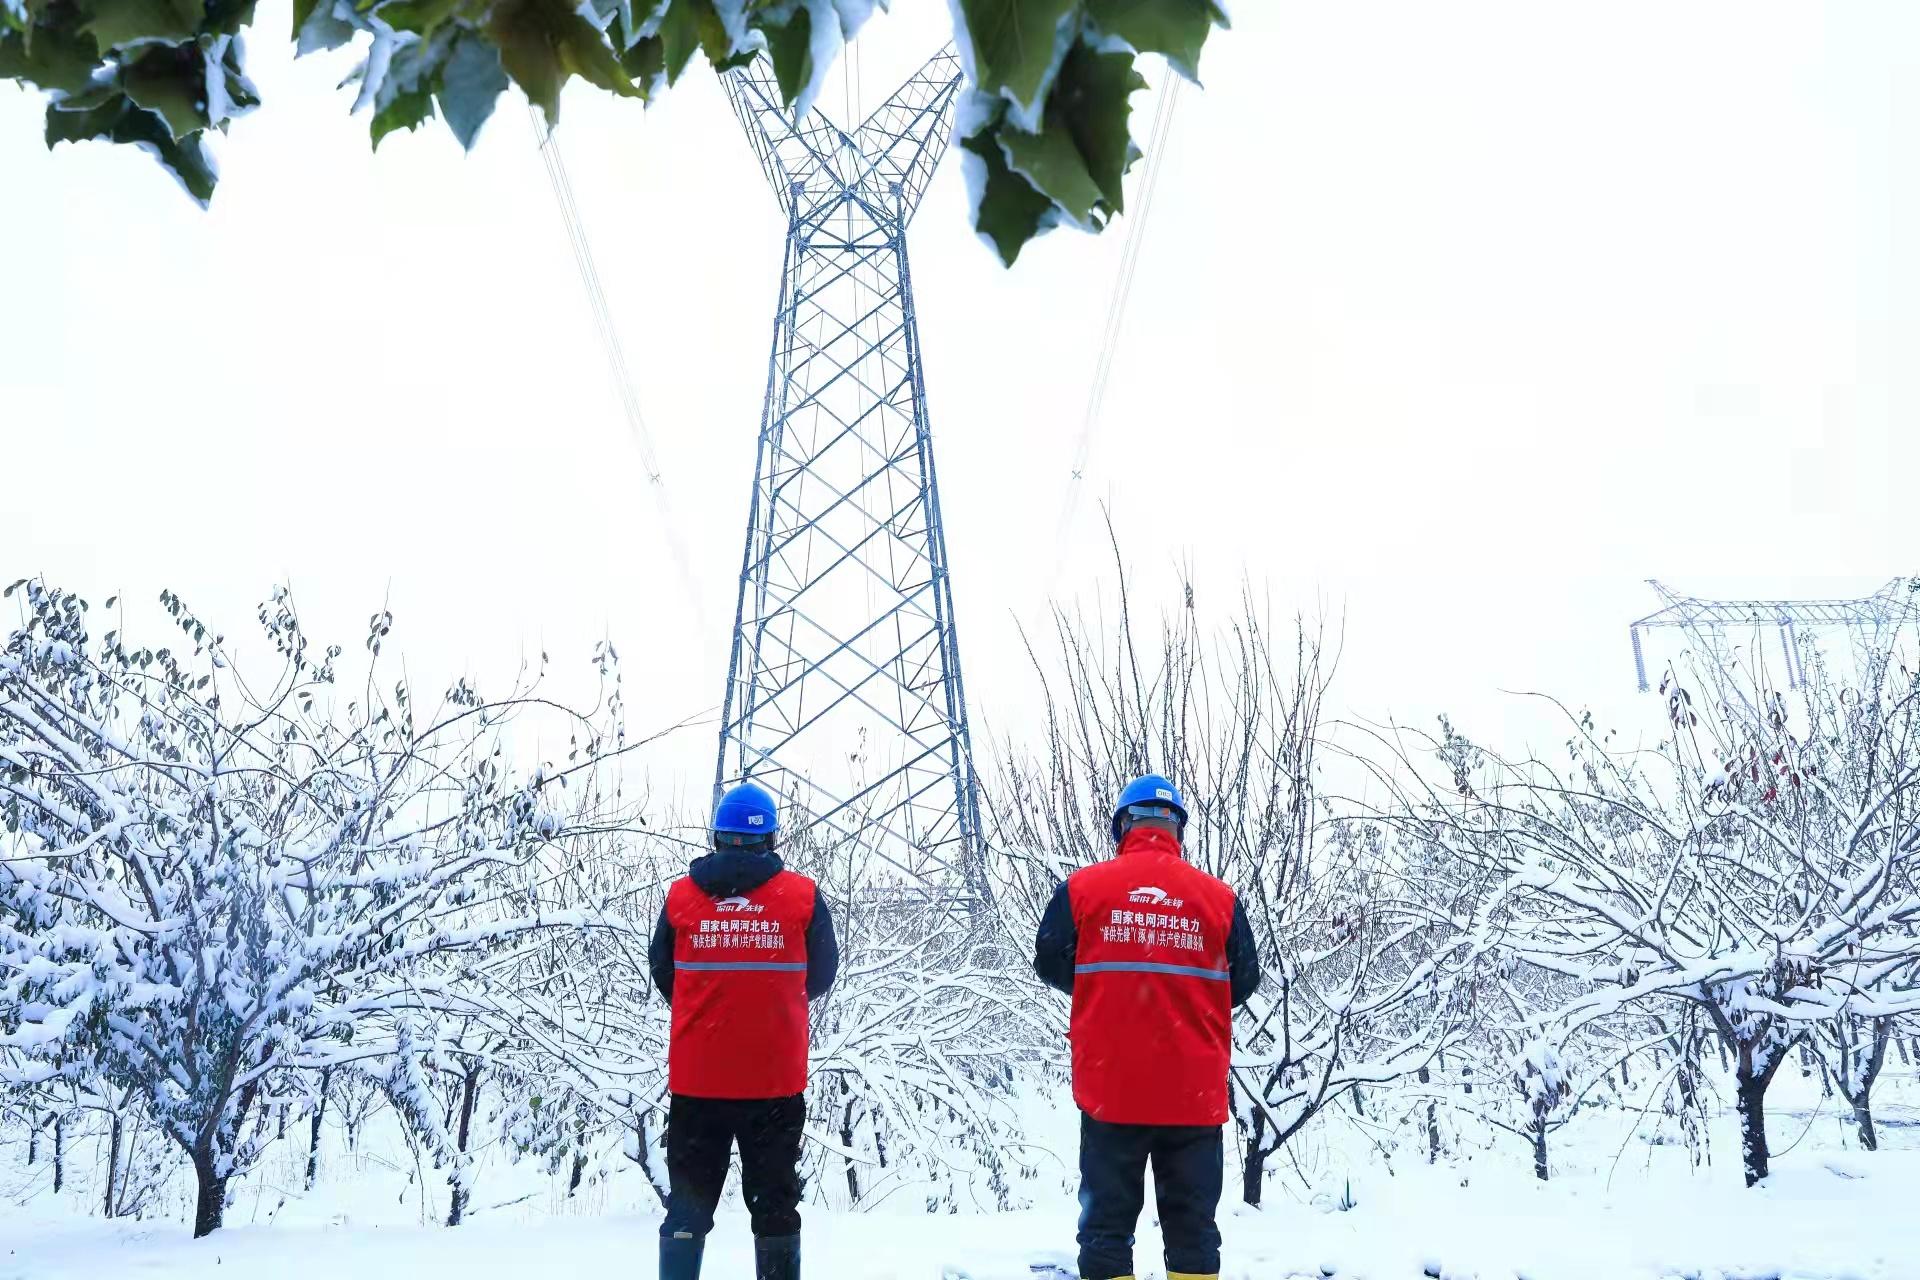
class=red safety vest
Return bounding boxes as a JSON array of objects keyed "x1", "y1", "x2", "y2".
[
  {"x1": 666, "y1": 869, "x2": 816, "y2": 1099},
  {"x1": 1067, "y1": 827, "x2": 1238, "y2": 1126}
]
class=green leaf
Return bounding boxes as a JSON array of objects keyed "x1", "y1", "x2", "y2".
[
  {"x1": 1048, "y1": 40, "x2": 1143, "y2": 212},
  {"x1": 44, "y1": 89, "x2": 125, "y2": 145},
  {"x1": 614, "y1": 30, "x2": 661, "y2": 84},
  {"x1": 215, "y1": 34, "x2": 257, "y2": 114},
  {"x1": 77, "y1": 0, "x2": 203, "y2": 49},
  {"x1": 371, "y1": 84, "x2": 433, "y2": 147},
  {"x1": 436, "y1": 29, "x2": 505, "y2": 149},
  {"x1": 123, "y1": 45, "x2": 209, "y2": 140},
  {"x1": 200, "y1": 0, "x2": 253, "y2": 36},
  {"x1": 0, "y1": 24, "x2": 100, "y2": 94},
  {"x1": 114, "y1": 102, "x2": 216, "y2": 203},
  {"x1": 374, "y1": 0, "x2": 459, "y2": 36},
  {"x1": 961, "y1": 121, "x2": 1054, "y2": 266},
  {"x1": 654, "y1": 0, "x2": 698, "y2": 86},
  {"x1": 689, "y1": 0, "x2": 738, "y2": 70},
  {"x1": 953, "y1": 0, "x2": 1078, "y2": 115},
  {"x1": 997, "y1": 113, "x2": 1100, "y2": 229},
  {"x1": 294, "y1": 0, "x2": 352, "y2": 52},
  {"x1": 487, "y1": 0, "x2": 635, "y2": 128},
  {"x1": 486, "y1": 0, "x2": 561, "y2": 122},
  {"x1": 760, "y1": 2, "x2": 808, "y2": 107},
  {"x1": 553, "y1": 7, "x2": 636, "y2": 97},
  {"x1": 1084, "y1": 0, "x2": 1227, "y2": 82}
]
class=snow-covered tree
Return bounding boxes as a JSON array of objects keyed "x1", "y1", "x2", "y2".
[
  {"x1": 1383, "y1": 633, "x2": 1920, "y2": 1186},
  {"x1": 991, "y1": 573, "x2": 1476, "y2": 1206},
  {"x1": 0, "y1": 581, "x2": 641, "y2": 1234}
]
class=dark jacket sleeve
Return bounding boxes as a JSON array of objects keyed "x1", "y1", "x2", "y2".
[
  {"x1": 648, "y1": 903, "x2": 675, "y2": 1005},
  {"x1": 1033, "y1": 880, "x2": 1078, "y2": 995},
  {"x1": 1227, "y1": 898, "x2": 1262, "y2": 1008},
  {"x1": 805, "y1": 886, "x2": 840, "y2": 1001}
]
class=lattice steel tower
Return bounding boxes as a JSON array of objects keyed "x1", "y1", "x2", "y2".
[
  {"x1": 1629, "y1": 578, "x2": 1920, "y2": 691},
  {"x1": 714, "y1": 48, "x2": 984, "y2": 899}
]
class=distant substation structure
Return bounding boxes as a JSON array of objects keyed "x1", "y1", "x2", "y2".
[
  {"x1": 712, "y1": 47, "x2": 986, "y2": 905},
  {"x1": 1629, "y1": 578, "x2": 1920, "y2": 692}
]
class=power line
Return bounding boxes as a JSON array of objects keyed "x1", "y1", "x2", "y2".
[
  {"x1": 527, "y1": 107, "x2": 710, "y2": 633},
  {"x1": 1049, "y1": 76, "x2": 1184, "y2": 589}
]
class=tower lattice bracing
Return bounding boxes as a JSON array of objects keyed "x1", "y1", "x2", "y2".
[
  {"x1": 715, "y1": 48, "x2": 984, "y2": 901},
  {"x1": 1629, "y1": 578, "x2": 1920, "y2": 692}
]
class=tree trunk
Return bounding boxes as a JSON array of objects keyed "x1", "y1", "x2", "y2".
[
  {"x1": 52, "y1": 1114, "x2": 64, "y2": 1194},
  {"x1": 1418, "y1": 1065, "x2": 1439, "y2": 1164},
  {"x1": 191, "y1": 1150, "x2": 228, "y2": 1238},
  {"x1": 1844, "y1": 1018, "x2": 1893, "y2": 1154},
  {"x1": 104, "y1": 1113, "x2": 122, "y2": 1218},
  {"x1": 1735, "y1": 1045, "x2": 1780, "y2": 1187},
  {"x1": 568, "y1": 1151, "x2": 586, "y2": 1198},
  {"x1": 307, "y1": 1068, "x2": 332, "y2": 1190},
  {"x1": 447, "y1": 1065, "x2": 481, "y2": 1227},
  {"x1": 1852, "y1": 1097, "x2": 1878, "y2": 1152},
  {"x1": 1349, "y1": 1085, "x2": 1367, "y2": 1119},
  {"x1": 840, "y1": 1100, "x2": 861, "y2": 1206},
  {"x1": 637, "y1": 1111, "x2": 671, "y2": 1210},
  {"x1": 1531, "y1": 1119, "x2": 1549, "y2": 1183},
  {"x1": 1241, "y1": 1108, "x2": 1268, "y2": 1207},
  {"x1": 26, "y1": 1106, "x2": 37, "y2": 1166},
  {"x1": 1676, "y1": 1041, "x2": 1699, "y2": 1113}
]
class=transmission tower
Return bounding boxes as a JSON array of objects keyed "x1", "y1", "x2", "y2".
[
  {"x1": 1629, "y1": 578, "x2": 1919, "y2": 692},
  {"x1": 714, "y1": 48, "x2": 984, "y2": 902}
]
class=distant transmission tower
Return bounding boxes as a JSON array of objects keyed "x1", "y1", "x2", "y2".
[
  {"x1": 1629, "y1": 578, "x2": 1919, "y2": 692},
  {"x1": 714, "y1": 48, "x2": 984, "y2": 902}
]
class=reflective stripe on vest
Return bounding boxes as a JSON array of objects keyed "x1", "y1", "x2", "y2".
[
  {"x1": 1074, "y1": 960, "x2": 1230, "y2": 981},
  {"x1": 674, "y1": 960, "x2": 808, "y2": 973}
]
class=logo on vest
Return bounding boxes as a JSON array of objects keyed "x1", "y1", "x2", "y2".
[
  {"x1": 713, "y1": 895, "x2": 766, "y2": 914},
  {"x1": 1127, "y1": 885, "x2": 1184, "y2": 908}
]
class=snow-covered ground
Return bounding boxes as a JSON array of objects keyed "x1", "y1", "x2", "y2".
[{"x1": 4, "y1": 1072, "x2": 1917, "y2": 1279}]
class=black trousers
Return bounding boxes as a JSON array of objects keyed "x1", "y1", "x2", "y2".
[
  {"x1": 1077, "y1": 1113, "x2": 1223, "y2": 1279},
  {"x1": 661, "y1": 1093, "x2": 806, "y2": 1241}
]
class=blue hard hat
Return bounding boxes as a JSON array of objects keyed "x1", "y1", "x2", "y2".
[
  {"x1": 1111, "y1": 774, "x2": 1188, "y2": 842},
  {"x1": 713, "y1": 782, "x2": 780, "y2": 837}
]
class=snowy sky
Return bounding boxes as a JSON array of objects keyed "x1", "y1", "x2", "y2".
[{"x1": 4, "y1": 0, "x2": 1917, "y2": 813}]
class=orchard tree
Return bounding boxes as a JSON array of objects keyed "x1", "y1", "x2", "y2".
[
  {"x1": 0, "y1": 580, "x2": 648, "y2": 1235},
  {"x1": 0, "y1": 0, "x2": 1226, "y2": 263},
  {"x1": 1380, "y1": 636, "x2": 1920, "y2": 1187},
  {"x1": 990, "y1": 565, "x2": 1477, "y2": 1207}
]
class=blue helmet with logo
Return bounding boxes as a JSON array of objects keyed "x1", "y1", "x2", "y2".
[
  {"x1": 713, "y1": 782, "x2": 780, "y2": 839},
  {"x1": 1111, "y1": 773, "x2": 1188, "y2": 842}
]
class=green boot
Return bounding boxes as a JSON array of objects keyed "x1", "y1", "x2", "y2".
[
  {"x1": 660, "y1": 1234, "x2": 704, "y2": 1280},
  {"x1": 755, "y1": 1232, "x2": 800, "y2": 1280}
]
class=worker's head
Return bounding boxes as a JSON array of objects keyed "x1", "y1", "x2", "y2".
[
  {"x1": 1111, "y1": 774, "x2": 1189, "y2": 844},
  {"x1": 712, "y1": 781, "x2": 780, "y2": 853}
]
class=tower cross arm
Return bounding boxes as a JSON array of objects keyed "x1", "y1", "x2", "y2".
[
  {"x1": 850, "y1": 45, "x2": 964, "y2": 219},
  {"x1": 724, "y1": 56, "x2": 840, "y2": 215}
]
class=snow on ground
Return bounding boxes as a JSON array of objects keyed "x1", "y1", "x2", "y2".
[
  {"x1": 5, "y1": 1155, "x2": 1918, "y2": 1280},
  {"x1": 3, "y1": 1072, "x2": 1917, "y2": 1279}
]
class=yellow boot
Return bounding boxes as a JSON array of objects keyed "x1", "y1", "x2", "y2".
[{"x1": 1167, "y1": 1273, "x2": 1220, "y2": 1280}]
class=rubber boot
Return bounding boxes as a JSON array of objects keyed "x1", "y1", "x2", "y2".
[
  {"x1": 754, "y1": 1232, "x2": 801, "y2": 1280},
  {"x1": 659, "y1": 1233, "x2": 705, "y2": 1280},
  {"x1": 1165, "y1": 1273, "x2": 1217, "y2": 1280}
]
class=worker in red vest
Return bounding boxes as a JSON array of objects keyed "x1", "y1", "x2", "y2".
[
  {"x1": 648, "y1": 782, "x2": 838, "y2": 1280},
  {"x1": 1034, "y1": 774, "x2": 1261, "y2": 1280}
]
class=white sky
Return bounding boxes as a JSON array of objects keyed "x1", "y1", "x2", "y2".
[{"x1": 4, "y1": 0, "x2": 1917, "y2": 814}]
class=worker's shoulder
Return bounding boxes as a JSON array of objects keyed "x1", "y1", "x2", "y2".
[{"x1": 766, "y1": 867, "x2": 820, "y2": 900}]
